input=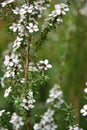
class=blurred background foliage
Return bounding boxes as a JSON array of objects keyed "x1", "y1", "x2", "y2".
[{"x1": 0, "y1": 0, "x2": 87, "y2": 129}]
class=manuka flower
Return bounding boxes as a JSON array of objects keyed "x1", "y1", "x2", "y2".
[
  {"x1": 9, "y1": 23, "x2": 22, "y2": 32},
  {"x1": 3, "y1": 51, "x2": 22, "y2": 78},
  {"x1": 4, "y1": 51, "x2": 19, "y2": 67},
  {"x1": 69, "y1": 125, "x2": 83, "y2": 130},
  {"x1": 34, "y1": 109, "x2": 57, "y2": 130},
  {"x1": 80, "y1": 105, "x2": 87, "y2": 116},
  {"x1": 0, "y1": 109, "x2": 5, "y2": 117},
  {"x1": 26, "y1": 23, "x2": 39, "y2": 33},
  {"x1": 4, "y1": 86, "x2": 12, "y2": 97},
  {"x1": 21, "y1": 4, "x2": 33, "y2": 14},
  {"x1": 29, "y1": 62, "x2": 38, "y2": 72},
  {"x1": 84, "y1": 88, "x2": 87, "y2": 93},
  {"x1": 49, "y1": 3, "x2": 69, "y2": 20},
  {"x1": 10, "y1": 112, "x2": 24, "y2": 130},
  {"x1": 55, "y1": 3, "x2": 69, "y2": 15},
  {"x1": 13, "y1": 37, "x2": 23, "y2": 51},
  {"x1": 37, "y1": 59, "x2": 52, "y2": 70},
  {"x1": 21, "y1": 90, "x2": 36, "y2": 110},
  {"x1": 46, "y1": 84, "x2": 64, "y2": 108}
]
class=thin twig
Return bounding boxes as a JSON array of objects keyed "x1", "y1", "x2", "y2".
[
  {"x1": 25, "y1": 43, "x2": 30, "y2": 88},
  {"x1": 26, "y1": 120, "x2": 30, "y2": 130},
  {"x1": 25, "y1": 37, "x2": 31, "y2": 130}
]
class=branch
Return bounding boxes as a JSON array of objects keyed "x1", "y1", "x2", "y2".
[
  {"x1": 25, "y1": 37, "x2": 31, "y2": 130},
  {"x1": 25, "y1": 42, "x2": 30, "y2": 89}
]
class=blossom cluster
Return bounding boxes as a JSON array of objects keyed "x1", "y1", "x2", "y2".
[
  {"x1": 33, "y1": 84, "x2": 64, "y2": 130},
  {"x1": 1, "y1": 50, "x2": 22, "y2": 89},
  {"x1": 0, "y1": 0, "x2": 70, "y2": 129},
  {"x1": 34, "y1": 108, "x2": 57, "y2": 130},
  {"x1": 80, "y1": 82, "x2": 87, "y2": 117},
  {"x1": 10, "y1": 112, "x2": 24, "y2": 130},
  {"x1": 0, "y1": 0, "x2": 69, "y2": 87},
  {"x1": 46, "y1": 3, "x2": 69, "y2": 24},
  {"x1": 3, "y1": 51, "x2": 22, "y2": 78},
  {"x1": 0, "y1": 109, "x2": 24, "y2": 130},
  {"x1": 46, "y1": 84, "x2": 64, "y2": 108}
]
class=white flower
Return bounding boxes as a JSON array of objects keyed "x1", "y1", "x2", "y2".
[
  {"x1": 9, "y1": 23, "x2": 21, "y2": 32},
  {"x1": 79, "y1": 3, "x2": 87, "y2": 16},
  {"x1": 37, "y1": 59, "x2": 52, "y2": 70},
  {"x1": 4, "y1": 70, "x2": 13, "y2": 78},
  {"x1": 4, "y1": 51, "x2": 19, "y2": 67},
  {"x1": 17, "y1": 24, "x2": 25, "y2": 36},
  {"x1": 55, "y1": 3, "x2": 69, "y2": 15},
  {"x1": 3, "y1": 51, "x2": 22, "y2": 79},
  {"x1": 29, "y1": 62, "x2": 38, "y2": 72},
  {"x1": 45, "y1": 123, "x2": 57, "y2": 130},
  {"x1": 69, "y1": 125, "x2": 83, "y2": 130},
  {"x1": 46, "y1": 84, "x2": 64, "y2": 108},
  {"x1": 80, "y1": 105, "x2": 87, "y2": 116},
  {"x1": 21, "y1": 90, "x2": 36, "y2": 110},
  {"x1": 10, "y1": 112, "x2": 24, "y2": 129},
  {"x1": 41, "y1": 109, "x2": 55, "y2": 124},
  {"x1": 1, "y1": 77, "x2": 5, "y2": 88},
  {"x1": 49, "y1": 3, "x2": 69, "y2": 18},
  {"x1": 4, "y1": 64, "x2": 22, "y2": 79},
  {"x1": 13, "y1": 37, "x2": 23, "y2": 51},
  {"x1": 12, "y1": 7, "x2": 21, "y2": 15},
  {"x1": 21, "y1": 98, "x2": 35, "y2": 110},
  {"x1": 34, "y1": 123, "x2": 47, "y2": 130},
  {"x1": 34, "y1": 1, "x2": 46, "y2": 13},
  {"x1": 1, "y1": 0, "x2": 14, "y2": 7},
  {"x1": 34, "y1": 109, "x2": 57, "y2": 130},
  {"x1": 49, "y1": 10, "x2": 59, "y2": 17},
  {"x1": 22, "y1": 4, "x2": 33, "y2": 14},
  {"x1": 57, "y1": 17, "x2": 63, "y2": 24},
  {"x1": 84, "y1": 88, "x2": 87, "y2": 93},
  {"x1": 0, "y1": 109, "x2": 5, "y2": 117},
  {"x1": 4, "y1": 55, "x2": 13, "y2": 67},
  {"x1": 86, "y1": 82, "x2": 87, "y2": 86},
  {"x1": 26, "y1": 23, "x2": 39, "y2": 33},
  {"x1": 19, "y1": 15, "x2": 26, "y2": 23},
  {"x1": 20, "y1": 78, "x2": 25, "y2": 83},
  {"x1": 34, "y1": 123, "x2": 40, "y2": 130},
  {"x1": 4, "y1": 86, "x2": 12, "y2": 97},
  {"x1": 12, "y1": 4, "x2": 33, "y2": 15}
]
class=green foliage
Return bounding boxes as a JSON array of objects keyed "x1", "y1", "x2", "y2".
[
  {"x1": 0, "y1": 0, "x2": 87, "y2": 130},
  {"x1": 62, "y1": 102, "x2": 75, "y2": 129}
]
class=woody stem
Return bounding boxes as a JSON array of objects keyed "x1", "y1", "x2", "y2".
[
  {"x1": 25, "y1": 43, "x2": 30, "y2": 88},
  {"x1": 25, "y1": 37, "x2": 31, "y2": 130}
]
